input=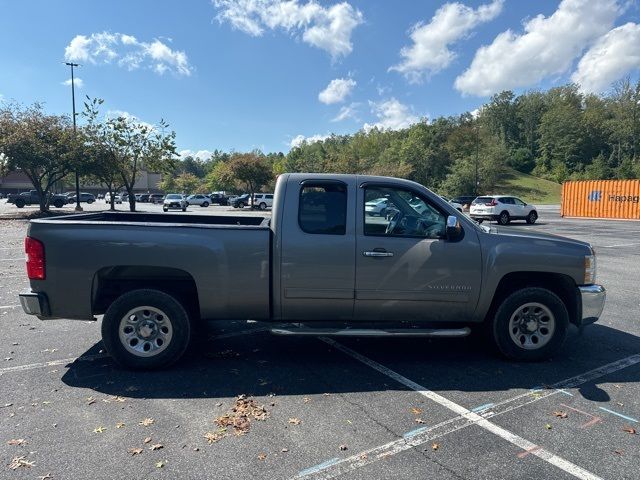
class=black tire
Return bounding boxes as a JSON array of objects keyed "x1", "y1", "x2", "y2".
[
  {"x1": 498, "y1": 211, "x2": 510, "y2": 225},
  {"x1": 526, "y1": 211, "x2": 538, "y2": 224},
  {"x1": 491, "y1": 287, "x2": 568, "y2": 362},
  {"x1": 202, "y1": 202, "x2": 209, "y2": 207},
  {"x1": 259, "y1": 202, "x2": 267, "y2": 210},
  {"x1": 101, "y1": 289, "x2": 192, "y2": 370},
  {"x1": 238, "y1": 202, "x2": 245, "y2": 209},
  {"x1": 53, "y1": 199, "x2": 64, "y2": 208},
  {"x1": 87, "y1": 199, "x2": 94, "y2": 204},
  {"x1": 476, "y1": 219, "x2": 483, "y2": 224},
  {"x1": 15, "y1": 199, "x2": 25, "y2": 208},
  {"x1": 163, "y1": 207, "x2": 168, "y2": 212},
  {"x1": 182, "y1": 206, "x2": 187, "y2": 212}
]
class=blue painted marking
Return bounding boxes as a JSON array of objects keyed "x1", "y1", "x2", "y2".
[
  {"x1": 297, "y1": 458, "x2": 340, "y2": 477},
  {"x1": 557, "y1": 389, "x2": 574, "y2": 397},
  {"x1": 598, "y1": 407, "x2": 639, "y2": 423},
  {"x1": 403, "y1": 426, "x2": 429, "y2": 439},
  {"x1": 530, "y1": 386, "x2": 543, "y2": 392},
  {"x1": 472, "y1": 403, "x2": 495, "y2": 412}
]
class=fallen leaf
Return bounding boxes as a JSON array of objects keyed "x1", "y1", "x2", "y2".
[
  {"x1": 38, "y1": 474, "x2": 53, "y2": 480},
  {"x1": 116, "y1": 423, "x2": 125, "y2": 429},
  {"x1": 431, "y1": 443, "x2": 440, "y2": 451},
  {"x1": 93, "y1": 426, "x2": 106, "y2": 433},
  {"x1": 415, "y1": 418, "x2": 426, "y2": 424},
  {"x1": 545, "y1": 424, "x2": 552, "y2": 430},
  {"x1": 156, "y1": 461, "x2": 165, "y2": 468},
  {"x1": 613, "y1": 449, "x2": 624, "y2": 456},
  {"x1": 150, "y1": 444, "x2": 164, "y2": 451},
  {"x1": 257, "y1": 452, "x2": 267, "y2": 460},
  {"x1": 411, "y1": 407, "x2": 423, "y2": 415},
  {"x1": 139, "y1": 418, "x2": 154, "y2": 427},
  {"x1": 339, "y1": 444, "x2": 348, "y2": 451},
  {"x1": 281, "y1": 448, "x2": 289, "y2": 453},
  {"x1": 288, "y1": 418, "x2": 302, "y2": 425},
  {"x1": 303, "y1": 397, "x2": 311, "y2": 403},
  {"x1": 553, "y1": 411, "x2": 568, "y2": 419},
  {"x1": 8, "y1": 455, "x2": 34, "y2": 470},
  {"x1": 144, "y1": 437, "x2": 152, "y2": 444},
  {"x1": 622, "y1": 426, "x2": 637, "y2": 435},
  {"x1": 128, "y1": 448, "x2": 143, "y2": 456},
  {"x1": 215, "y1": 396, "x2": 269, "y2": 436},
  {"x1": 616, "y1": 402, "x2": 624, "y2": 407},
  {"x1": 6, "y1": 438, "x2": 26, "y2": 446},
  {"x1": 86, "y1": 396, "x2": 96, "y2": 405},
  {"x1": 204, "y1": 429, "x2": 226, "y2": 444}
]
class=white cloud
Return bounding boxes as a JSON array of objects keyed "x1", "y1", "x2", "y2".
[
  {"x1": 332, "y1": 102, "x2": 359, "y2": 122},
  {"x1": 318, "y1": 78, "x2": 356, "y2": 104},
  {"x1": 61, "y1": 78, "x2": 84, "y2": 89},
  {"x1": 178, "y1": 149, "x2": 214, "y2": 160},
  {"x1": 105, "y1": 110, "x2": 155, "y2": 131},
  {"x1": 64, "y1": 32, "x2": 192, "y2": 76},
  {"x1": 289, "y1": 133, "x2": 330, "y2": 148},
  {"x1": 454, "y1": 0, "x2": 622, "y2": 96},
  {"x1": 363, "y1": 98, "x2": 421, "y2": 132},
  {"x1": 572, "y1": 22, "x2": 640, "y2": 93},
  {"x1": 212, "y1": 0, "x2": 363, "y2": 58},
  {"x1": 390, "y1": 0, "x2": 503, "y2": 83}
]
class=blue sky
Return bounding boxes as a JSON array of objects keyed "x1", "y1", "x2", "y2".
[{"x1": 1, "y1": 0, "x2": 639, "y2": 157}]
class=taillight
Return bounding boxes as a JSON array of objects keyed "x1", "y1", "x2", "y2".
[{"x1": 25, "y1": 237, "x2": 45, "y2": 280}]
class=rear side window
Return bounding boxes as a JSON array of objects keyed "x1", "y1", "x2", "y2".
[{"x1": 299, "y1": 183, "x2": 347, "y2": 235}]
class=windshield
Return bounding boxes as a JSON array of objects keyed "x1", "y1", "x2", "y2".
[{"x1": 166, "y1": 194, "x2": 182, "y2": 199}]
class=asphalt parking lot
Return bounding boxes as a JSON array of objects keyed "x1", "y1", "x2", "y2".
[{"x1": 1, "y1": 201, "x2": 639, "y2": 479}]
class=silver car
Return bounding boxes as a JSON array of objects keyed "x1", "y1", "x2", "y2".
[{"x1": 163, "y1": 194, "x2": 187, "y2": 212}]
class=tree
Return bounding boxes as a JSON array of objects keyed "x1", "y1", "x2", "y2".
[
  {"x1": 0, "y1": 103, "x2": 79, "y2": 212},
  {"x1": 203, "y1": 160, "x2": 236, "y2": 192},
  {"x1": 219, "y1": 152, "x2": 272, "y2": 206},
  {"x1": 174, "y1": 172, "x2": 201, "y2": 194},
  {"x1": 83, "y1": 97, "x2": 177, "y2": 212}
]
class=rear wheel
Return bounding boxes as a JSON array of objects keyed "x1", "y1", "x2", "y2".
[
  {"x1": 491, "y1": 287, "x2": 568, "y2": 361},
  {"x1": 15, "y1": 199, "x2": 25, "y2": 208},
  {"x1": 53, "y1": 199, "x2": 64, "y2": 208},
  {"x1": 182, "y1": 206, "x2": 187, "y2": 212},
  {"x1": 259, "y1": 202, "x2": 267, "y2": 210},
  {"x1": 238, "y1": 202, "x2": 245, "y2": 209},
  {"x1": 202, "y1": 202, "x2": 209, "y2": 207},
  {"x1": 526, "y1": 211, "x2": 538, "y2": 224},
  {"x1": 163, "y1": 207, "x2": 168, "y2": 212},
  {"x1": 101, "y1": 289, "x2": 191, "y2": 369},
  {"x1": 87, "y1": 199, "x2": 94, "y2": 204},
  {"x1": 498, "y1": 211, "x2": 510, "y2": 225}
]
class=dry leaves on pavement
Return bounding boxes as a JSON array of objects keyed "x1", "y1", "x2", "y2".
[
  {"x1": 339, "y1": 445, "x2": 348, "y2": 451},
  {"x1": 215, "y1": 395, "x2": 269, "y2": 437},
  {"x1": 257, "y1": 453, "x2": 267, "y2": 460},
  {"x1": 552, "y1": 411, "x2": 568, "y2": 419},
  {"x1": 204, "y1": 429, "x2": 227, "y2": 444},
  {"x1": 128, "y1": 448, "x2": 143, "y2": 456},
  {"x1": 415, "y1": 418, "x2": 426, "y2": 424},
  {"x1": 116, "y1": 423, "x2": 125, "y2": 429},
  {"x1": 8, "y1": 456, "x2": 34, "y2": 470},
  {"x1": 139, "y1": 418, "x2": 154, "y2": 427},
  {"x1": 6, "y1": 438, "x2": 26, "y2": 446},
  {"x1": 431, "y1": 443, "x2": 440, "y2": 451},
  {"x1": 149, "y1": 444, "x2": 164, "y2": 451},
  {"x1": 93, "y1": 426, "x2": 106, "y2": 434},
  {"x1": 411, "y1": 407, "x2": 423, "y2": 415},
  {"x1": 622, "y1": 426, "x2": 637, "y2": 435}
]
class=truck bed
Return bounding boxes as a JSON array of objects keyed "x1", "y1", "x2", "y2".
[{"x1": 27, "y1": 212, "x2": 272, "y2": 321}]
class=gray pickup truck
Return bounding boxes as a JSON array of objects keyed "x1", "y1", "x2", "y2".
[{"x1": 19, "y1": 173, "x2": 605, "y2": 369}]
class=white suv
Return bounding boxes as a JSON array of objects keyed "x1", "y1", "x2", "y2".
[
  {"x1": 252, "y1": 193, "x2": 274, "y2": 210},
  {"x1": 470, "y1": 195, "x2": 538, "y2": 225}
]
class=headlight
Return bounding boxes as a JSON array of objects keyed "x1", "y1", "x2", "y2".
[{"x1": 584, "y1": 252, "x2": 596, "y2": 284}]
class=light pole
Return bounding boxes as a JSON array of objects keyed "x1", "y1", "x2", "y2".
[
  {"x1": 65, "y1": 62, "x2": 82, "y2": 211},
  {"x1": 474, "y1": 121, "x2": 479, "y2": 196}
]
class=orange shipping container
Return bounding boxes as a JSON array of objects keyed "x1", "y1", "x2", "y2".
[{"x1": 561, "y1": 180, "x2": 640, "y2": 219}]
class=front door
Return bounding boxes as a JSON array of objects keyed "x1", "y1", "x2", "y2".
[{"x1": 355, "y1": 184, "x2": 482, "y2": 322}]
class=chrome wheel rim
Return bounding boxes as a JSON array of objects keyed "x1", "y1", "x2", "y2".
[
  {"x1": 118, "y1": 306, "x2": 173, "y2": 357},
  {"x1": 500, "y1": 213, "x2": 508, "y2": 224},
  {"x1": 508, "y1": 302, "x2": 555, "y2": 350}
]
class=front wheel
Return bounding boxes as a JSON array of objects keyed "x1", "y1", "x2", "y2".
[
  {"x1": 526, "y1": 211, "x2": 538, "y2": 224},
  {"x1": 238, "y1": 202, "x2": 245, "y2": 209},
  {"x1": 259, "y1": 202, "x2": 267, "y2": 210},
  {"x1": 163, "y1": 207, "x2": 168, "y2": 212},
  {"x1": 101, "y1": 289, "x2": 192, "y2": 369},
  {"x1": 491, "y1": 287, "x2": 568, "y2": 361},
  {"x1": 53, "y1": 199, "x2": 64, "y2": 208},
  {"x1": 202, "y1": 202, "x2": 209, "y2": 207},
  {"x1": 15, "y1": 199, "x2": 25, "y2": 208},
  {"x1": 182, "y1": 206, "x2": 187, "y2": 212}
]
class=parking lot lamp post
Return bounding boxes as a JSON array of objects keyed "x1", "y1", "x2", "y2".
[
  {"x1": 65, "y1": 62, "x2": 82, "y2": 212},
  {"x1": 474, "y1": 122, "x2": 479, "y2": 197}
]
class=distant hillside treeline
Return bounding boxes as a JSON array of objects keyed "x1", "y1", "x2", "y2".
[{"x1": 177, "y1": 80, "x2": 640, "y2": 196}]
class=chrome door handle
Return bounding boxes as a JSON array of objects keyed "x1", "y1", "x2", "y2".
[{"x1": 363, "y1": 251, "x2": 394, "y2": 257}]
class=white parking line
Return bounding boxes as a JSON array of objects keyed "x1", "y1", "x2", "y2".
[
  {"x1": 307, "y1": 338, "x2": 622, "y2": 480},
  {"x1": 0, "y1": 304, "x2": 20, "y2": 309},
  {"x1": 0, "y1": 258, "x2": 23, "y2": 262},
  {"x1": 600, "y1": 243, "x2": 640, "y2": 248}
]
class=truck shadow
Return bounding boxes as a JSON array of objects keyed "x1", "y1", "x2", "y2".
[{"x1": 61, "y1": 323, "x2": 639, "y2": 403}]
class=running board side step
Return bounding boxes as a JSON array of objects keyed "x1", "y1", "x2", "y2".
[{"x1": 270, "y1": 327, "x2": 471, "y2": 338}]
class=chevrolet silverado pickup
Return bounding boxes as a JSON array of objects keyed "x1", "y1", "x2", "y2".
[{"x1": 19, "y1": 173, "x2": 606, "y2": 369}]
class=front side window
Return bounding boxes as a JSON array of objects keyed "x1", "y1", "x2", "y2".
[
  {"x1": 364, "y1": 186, "x2": 445, "y2": 239},
  {"x1": 299, "y1": 182, "x2": 347, "y2": 235}
]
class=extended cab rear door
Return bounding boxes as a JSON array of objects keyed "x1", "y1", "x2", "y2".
[{"x1": 278, "y1": 177, "x2": 356, "y2": 321}]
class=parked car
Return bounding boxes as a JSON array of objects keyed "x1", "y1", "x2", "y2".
[
  {"x1": 451, "y1": 195, "x2": 478, "y2": 207},
  {"x1": 252, "y1": 193, "x2": 274, "y2": 210},
  {"x1": 104, "y1": 192, "x2": 122, "y2": 204},
  {"x1": 19, "y1": 173, "x2": 605, "y2": 369},
  {"x1": 163, "y1": 194, "x2": 187, "y2": 212},
  {"x1": 7, "y1": 190, "x2": 67, "y2": 208},
  {"x1": 470, "y1": 195, "x2": 538, "y2": 225},
  {"x1": 208, "y1": 192, "x2": 229, "y2": 206},
  {"x1": 139, "y1": 194, "x2": 150, "y2": 203},
  {"x1": 67, "y1": 192, "x2": 96, "y2": 204},
  {"x1": 186, "y1": 194, "x2": 210, "y2": 207},
  {"x1": 149, "y1": 194, "x2": 164, "y2": 204},
  {"x1": 365, "y1": 197, "x2": 391, "y2": 216},
  {"x1": 231, "y1": 194, "x2": 251, "y2": 208},
  {"x1": 441, "y1": 196, "x2": 463, "y2": 212}
]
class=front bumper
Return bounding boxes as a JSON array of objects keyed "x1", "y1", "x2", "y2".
[
  {"x1": 19, "y1": 290, "x2": 50, "y2": 317},
  {"x1": 578, "y1": 284, "x2": 606, "y2": 325}
]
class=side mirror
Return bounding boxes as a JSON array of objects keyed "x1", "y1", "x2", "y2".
[{"x1": 446, "y1": 215, "x2": 461, "y2": 239}]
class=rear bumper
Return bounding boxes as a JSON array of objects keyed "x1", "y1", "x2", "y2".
[
  {"x1": 19, "y1": 290, "x2": 50, "y2": 317},
  {"x1": 578, "y1": 284, "x2": 606, "y2": 325},
  {"x1": 470, "y1": 214, "x2": 496, "y2": 220}
]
